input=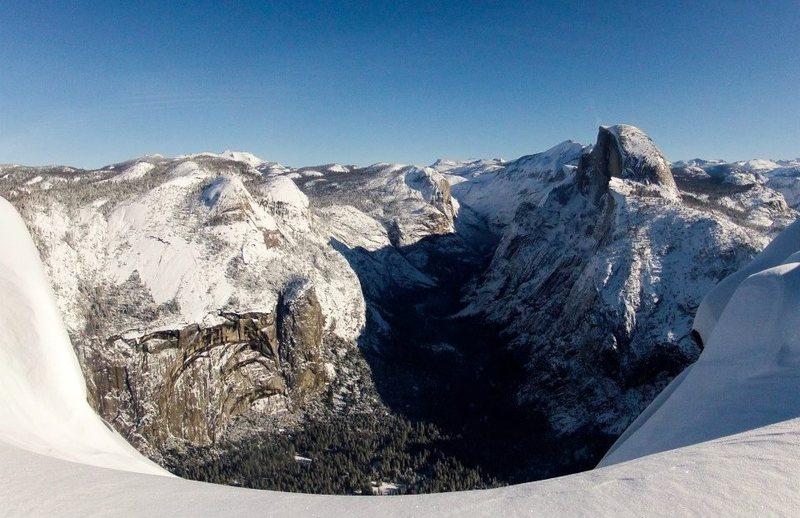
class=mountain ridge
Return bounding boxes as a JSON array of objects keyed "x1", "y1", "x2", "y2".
[{"x1": 1, "y1": 124, "x2": 796, "y2": 487}]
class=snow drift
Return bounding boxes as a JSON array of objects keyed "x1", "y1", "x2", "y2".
[
  {"x1": 601, "y1": 218, "x2": 800, "y2": 465},
  {"x1": 0, "y1": 198, "x2": 166, "y2": 476}
]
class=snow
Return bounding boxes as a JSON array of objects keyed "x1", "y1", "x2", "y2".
[
  {"x1": 175, "y1": 151, "x2": 265, "y2": 169},
  {"x1": 0, "y1": 198, "x2": 166, "y2": 476},
  {"x1": 450, "y1": 141, "x2": 586, "y2": 230},
  {"x1": 261, "y1": 175, "x2": 309, "y2": 209},
  {"x1": 201, "y1": 174, "x2": 278, "y2": 231},
  {"x1": 219, "y1": 151, "x2": 266, "y2": 168},
  {"x1": 431, "y1": 158, "x2": 504, "y2": 178},
  {"x1": 364, "y1": 162, "x2": 406, "y2": 174},
  {"x1": 605, "y1": 124, "x2": 669, "y2": 173},
  {"x1": 459, "y1": 128, "x2": 786, "y2": 436},
  {"x1": 3, "y1": 158, "x2": 800, "y2": 513},
  {"x1": 371, "y1": 481, "x2": 399, "y2": 495},
  {"x1": 736, "y1": 159, "x2": 781, "y2": 172},
  {"x1": 693, "y1": 218, "x2": 800, "y2": 344},
  {"x1": 104, "y1": 186, "x2": 237, "y2": 323},
  {"x1": 326, "y1": 164, "x2": 349, "y2": 173},
  {"x1": 601, "y1": 219, "x2": 800, "y2": 465},
  {"x1": 2, "y1": 415, "x2": 800, "y2": 516},
  {"x1": 673, "y1": 158, "x2": 800, "y2": 210},
  {"x1": 110, "y1": 162, "x2": 155, "y2": 183}
]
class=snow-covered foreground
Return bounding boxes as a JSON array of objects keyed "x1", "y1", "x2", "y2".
[
  {"x1": 0, "y1": 198, "x2": 165, "y2": 476},
  {"x1": 2, "y1": 193, "x2": 800, "y2": 515},
  {"x1": 601, "y1": 217, "x2": 800, "y2": 466},
  {"x1": 1, "y1": 418, "x2": 799, "y2": 516}
]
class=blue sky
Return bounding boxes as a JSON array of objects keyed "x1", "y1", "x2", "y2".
[{"x1": 1, "y1": 0, "x2": 798, "y2": 168}]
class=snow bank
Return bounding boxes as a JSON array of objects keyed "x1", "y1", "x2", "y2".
[
  {"x1": 601, "y1": 218, "x2": 800, "y2": 465},
  {"x1": 693, "y1": 218, "x2": 800, "y2": 344},
  {"x1": 2, "y1": 413, "x2": 799, "y2": 516},
  {"x1": 0, "y1": 197, "x2": 166, "y2": 476}
]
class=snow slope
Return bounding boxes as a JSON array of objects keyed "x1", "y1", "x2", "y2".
[
  {"x1": 0, "y1": 198, "x2": 166, "y2": 476},
  {"x1": 601, "y1": 218, "x2": 800, "y2": 465},
  {"x1": 1, "y1": 416, "x2": 799, "y2": 517}
]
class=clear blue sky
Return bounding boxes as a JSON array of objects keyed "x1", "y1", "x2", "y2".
[{"x1": 1, "y1": 0, "x2": 798, "y2": 168}]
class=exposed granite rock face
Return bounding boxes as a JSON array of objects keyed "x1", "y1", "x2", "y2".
[
  {"x1": 277, "y1": 280, "x2": 326, "y2": 396},
  {"x1": 578, "y1": 125, "x2": 678, "y2": 201},
  {"x1": 82, "y1": 307, "x2": 326, "y2": 452}
]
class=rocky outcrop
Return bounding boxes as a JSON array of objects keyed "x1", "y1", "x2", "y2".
[
  {"x1": 277, "y1": 280, "x2": 326, "y2": 396},
  {"x1": 577, "y1": 125, "x2": 678, "y2": 201},
  {"x1": 82, "y1": 305, "x2": 327, "y2": 452}
]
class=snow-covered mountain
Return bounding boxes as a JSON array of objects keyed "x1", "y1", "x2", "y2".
[
  {"x1": 0, "y1": 125, "x2": 795, "y2": 475},
  {"x1": 0, "y1": 154, "x2": 467, "y2": 457},
  {"x1": 451, "y1": 125, "x2": 795, "y2": 438},
  {"x1": 673, "y1": 157, "x2": 800, "y2": 209},
  {"x1": 2, "y1": 194, "x2": 800, "y2": 515}
]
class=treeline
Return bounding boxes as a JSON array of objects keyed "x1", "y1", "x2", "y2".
[{"x1": 162, "y1": 412, "x2": 500, "y2": 495}]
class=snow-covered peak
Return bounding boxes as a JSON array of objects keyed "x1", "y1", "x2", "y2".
[
  {"x1": 605, "y1": 125, "x2": 663, "y2": 158},
  {"x1": 504, "y1": 140, "x2": 587, "y2": 179},
  {"x1": 363, "y1": 162, "x2": 407, "y2": 174},
  {"x1": 671, "y1": 155, "x2": 800, "y2": 210},
  {"x1": 430, "y1": 158, "x2": 505, "y2": 177},
  {"x1": 673, "y1": 158, "x2": 726, "y2": 168},
  {"x1": 260, "y1": 175, "x2": 309, "y2": 210},
  {"x1": 219, "y1": 150, "x2": 266, "y2": 168},
  {"x1": 735, "y1": 159, "x2": 782, "y2": 172},
  {"x1": 605, "y1": 124, "x2": 676, "y2": 188},
  {"x1": 577, "y1": 125, "x2": 678, "y2": 201},
  {"x1": 325, "y1": 164, "x2": 349, "y2": 173}
]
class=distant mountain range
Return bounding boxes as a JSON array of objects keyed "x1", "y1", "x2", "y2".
[{"x1": 1, "y1": 124, "x2": 797, "y2": 490}]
